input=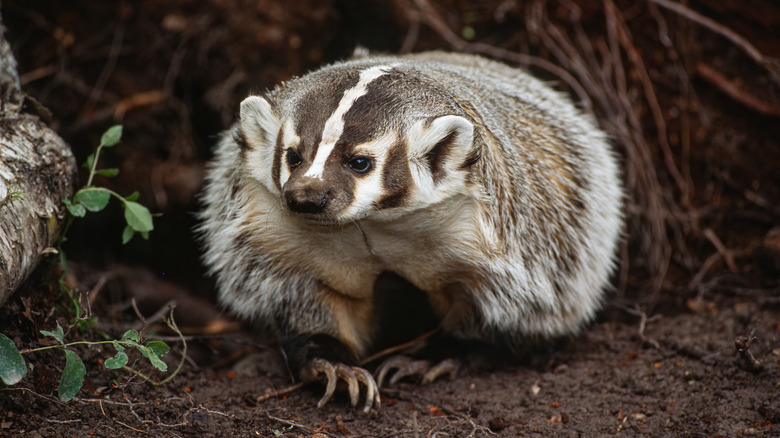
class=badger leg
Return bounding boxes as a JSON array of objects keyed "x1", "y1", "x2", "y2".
[
  {"x1": 284, "y1": 334, "x2": 380, "y2": 412},
  {"x1": 375, "y1": 355, "x2": 459, "y2": 387}
]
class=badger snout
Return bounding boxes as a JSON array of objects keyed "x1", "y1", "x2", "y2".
[{"x1": 284, "y1": 186, "x2": 331, "y2": 214}]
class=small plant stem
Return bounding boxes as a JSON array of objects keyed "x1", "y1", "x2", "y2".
[
  {"x1": 120, "y1": 365, "x2": 156, "y2": 384},
  {"x1": 85, "y1": 144, "x2": 104, "y2": 187},
  {"x1": 21, "y1": 339, "x2": 134, "y2": 355},
  {"x1": 155, "y1": 307, "x2": 187, "y2": 386},
  {"x1": 76, "y1": 186, "x2": 129, "y2": 206}
]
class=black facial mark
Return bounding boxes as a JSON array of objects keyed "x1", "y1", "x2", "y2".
[
  {"x1": 346, "y1": 156, "x2": 373, "y2": 174},
  {"x1": 426, "y1": 131, "x2": 457, "y2": 185},
  {"x1": 287, "y1": 149, "x2": 303, "y2": 170}
]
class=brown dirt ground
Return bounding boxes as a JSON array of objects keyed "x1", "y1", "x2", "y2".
[{"x1": 2, "y1": 0, "x2": 779, "y2": 436}]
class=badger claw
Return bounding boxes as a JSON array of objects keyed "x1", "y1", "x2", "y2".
[
  {"x1": 375, "y1": 355, "x2": 459, "y2": 387},
  {"x1": 375, "y1": 355, "x2": 413, "y2": 388},
  {"x1": 308, "y1": 358, "x2": 380, "y2": 413},
  {"x1": 421, "y1": 358, "x2": 459, "y2": 384}
]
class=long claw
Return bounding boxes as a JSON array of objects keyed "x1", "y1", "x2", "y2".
[
  {"x1": 421, "y1": 358, "x2": 458, "y2": 384},
  {"x1": 375, "y1": 355, "x2": 413, "y2": 388},
  {"x1": 354, "y1": 367, "x2": 380, "y2": 413},
  {"x1": 376, "y1": 355, "x2": 460, "y2": 387},
  {"x1": 305, "y1": 358, "x2": 381, "y2": 411},
  {"x1": 335, "y1": 363, "x2": 360, "y2": 407},
  {"x1": 389, "y1": 359, "x2": 430, "y2": 386},
  {"x1": 313, "y1": 358, "x2": 337, "y2": 408}
]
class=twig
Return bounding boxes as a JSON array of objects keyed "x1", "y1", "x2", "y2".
[
  {"x1": 114, "y1": 419, "x2": 147, "y2": 434},
  {"x1": 18, "y1": 64, "x2": 55, "y2": 85},
  {"x1": 43, "y1": 418, "x2": 82, "y2": 424},
  {"x1": 154, "y1": 305, "x2": 188, "y2": 386},
  {"x1": 735, "y1": 331, "x2": 764, "y2": 372},
  {"x1": 695, "y1": 63, "x2": 780, "y2": 118},
  {"x1": 618, "y1": 305, "x2": 661, "y2": 349},
  {"x1": 336, "y1": 415, "x2": 353, "y2": 438},
  {"x1": 130, "y1": 298, "x2": 177, "y2": 332},
  {"x1": 410, "y1": 0, "x2": 594, "y2": 109},
  {"x1": 130, "y1": 297, "x2": 149, "y2": 337},
  {"x1": 702, "y1": 228, "x2": 738, "y2": 273},
  {"x1": 649, "y1": 0, "x2": 780, "y2": 85},
  {"x1": 196, "y1": 405, "x2": 236, "y2": 419},
  {"x1": 88, "y1": 274, "x2": 110, "y2": 306},
  {"x1": 606, "y1": 0, "x2": 689, "y2": 205},
  {"x1": 399, "y1": 5, "x2": 421, "y2": 54},
  {"x1": 89, "y1": 18, "x2": 126, "y2": 103},
  {"x1": 255, "y1": 382, "x2": 304, "y2": 404},
  {"x1": 265, "y1": 413, "x2": 336, "y2": 437},
  {"x1": 743, "y1": 190, "x2": 780, "y2": 216},
  {"x1": 113, "y1": 90, "x2": 166, "y2": 120},
  {"x1": 687, "y1": 251, "x2": 722, "y2": 290},
  {"x1": 360, "y1": 327, "x2": 440, "y2": 365}
]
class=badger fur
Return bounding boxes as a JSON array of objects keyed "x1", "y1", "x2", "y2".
[{"x1": 199, "y1": 51, "x2": 623, "y2": 404}]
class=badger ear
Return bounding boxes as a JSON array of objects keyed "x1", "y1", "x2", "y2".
[
  {"x1": 238, "y1": 95, "x2": 282, "y2": 194},
  {"x1": 409, "y1": 115, "x2": 475, "y2": 185},
  {"x1": 239, "y1": 95, "x2": 279, "y2": 150}
]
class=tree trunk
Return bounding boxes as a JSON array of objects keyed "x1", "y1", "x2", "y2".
[{"x1": 0, "y1": 9, "x2": 77, "y2": 307}]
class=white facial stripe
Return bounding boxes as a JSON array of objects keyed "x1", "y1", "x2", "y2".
[
  {"x1": 278, "y1": 119, "x2": 299, "y2": 187},
  {"x1": 304, "y1": 65, "x2": 392, "y2": 179},
  {"x1": 339, "y1": 132, "x2": 397, "y2": 219},
  {"x1": 283, "y1": 118, "x2": 301, "y2": 149}
]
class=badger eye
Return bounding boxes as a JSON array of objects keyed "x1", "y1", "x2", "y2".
[
  {"x1": 347, "y1": 156, "x2": 373, "y2": 174},
  {"x1": 287, "y1": 149, "x2": 302, "y2": 169}
]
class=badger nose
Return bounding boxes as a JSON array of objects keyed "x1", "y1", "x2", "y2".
[{"x1": 284, "y1": 188, "x2": 330, "y2": 214}]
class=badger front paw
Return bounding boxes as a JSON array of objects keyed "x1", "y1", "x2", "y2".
[{"x1": 302, "y1": 358, "x2": 381, "y2": 413}]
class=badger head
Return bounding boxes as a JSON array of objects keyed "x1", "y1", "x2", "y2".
[{"x1": 237, "y1": 64, "x2": 480, "y2": 226}]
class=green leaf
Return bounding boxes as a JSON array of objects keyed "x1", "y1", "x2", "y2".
[
  {"x1": 100, "y1": 125, "x2": 123, "y2": 148},
  {"x1": 83, "y1": 153, "x2": 95, "y2": 170},
  {"x1": 104, "y1": 351, "x2": 128, "y2": 369},
  {"x1": 145, "y1": 341, "x2": 170, "y2": 357},
  {"x1": 123, "y1": 201, "x2": 153, "y2": 233},
  {"x1": 59, "y1": 349, "x2": 86, "y2": 402},
  {"x1": 0, "y1": 333, "x2": 27, "y2": 385},
  {"x1": 137, "y1": 345, "x2": 168, "y2": 372},
  {"x1": 63, "y1": 199, "x2": 86, "y2": 217},
  {"x1": 41, "y1": 321, "x2": 65, "y2": 344},
  {"x1": 121, "y1": 330, "x2": 141, "y2": 343},
  {"x1": 95, "y1": 168, "x2": 120, "y2": 178},
  {"x1": 112, "y1": 340, "x2": 126, "y2": 353},
  {"x1": 125, "y1": 191, "x2": 140, "y2": 202},
  {"x1": 121, "y1": 226, "x2": 134, "y2": 245},
  {"x1": 74, "y1": 188, "x2": 110, "y2": 212}
]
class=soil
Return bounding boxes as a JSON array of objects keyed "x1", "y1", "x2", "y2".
[{"x1": 1, "y1": 0, "x2": 779, "y2": 436}]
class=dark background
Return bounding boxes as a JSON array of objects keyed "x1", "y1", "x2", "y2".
[{"x1": 1, "y1": 0, "x2": 778, "y2": 436}]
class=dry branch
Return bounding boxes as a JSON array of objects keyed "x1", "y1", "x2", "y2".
[{"x1": 0, "y1": 9, "x2": 77, "y2": 306}]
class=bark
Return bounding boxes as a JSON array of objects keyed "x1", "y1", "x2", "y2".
[{"x1": 0, "y1": 9, "x2": 77, "y2": 307}]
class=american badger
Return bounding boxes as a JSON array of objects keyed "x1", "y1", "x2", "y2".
[{"x1": 199, "y1": 51, "x2": 623, "y2": 411}]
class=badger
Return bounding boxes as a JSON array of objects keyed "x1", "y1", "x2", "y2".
[{"x1": 199, "y1": 51, "x2": 623, "y2": 412}]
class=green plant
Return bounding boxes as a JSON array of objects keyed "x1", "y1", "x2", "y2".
[
  {"x1": 62, "y1": 125, "x2": 154, "y2": 244},
  {"x1": 0, "y1": 125, "x2": 182, "y2": 401},
  {"x1": 56, "y1": 125, "x2": 156, "y2": 330},
  {"x1": 0, "y1": 316, "x2": 184, "y2": 402}
]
